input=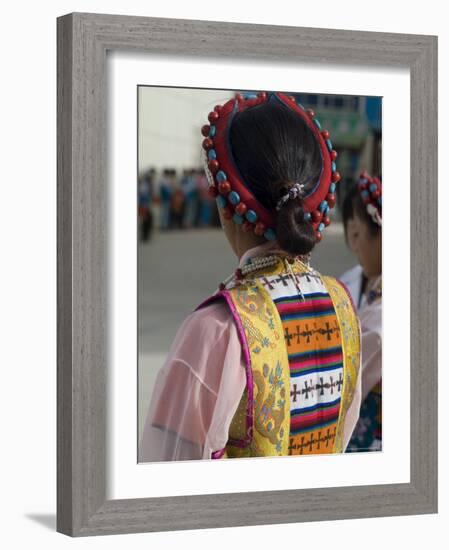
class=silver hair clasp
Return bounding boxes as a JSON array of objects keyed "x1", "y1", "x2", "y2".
[{"x1": 276, "y1": 182, "x2": 306, "y2": 211}]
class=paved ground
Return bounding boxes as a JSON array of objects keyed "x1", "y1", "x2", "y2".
[{"x1": 138, "y1": 223, "x2": 357, "y2": 439}]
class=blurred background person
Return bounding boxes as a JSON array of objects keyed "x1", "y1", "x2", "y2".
[
  {"x1": 181, "y1": 168, "x2": 199, "y2": 229},
  {"x1": 196, "y1": 167, "x2": 214, "y2": 227},
  {"x1": 169, "y1": 169, "x2": 184, "y2": 229},
  {"x1": 340, "y1": 171, "x2": 382, "y2": 452},
  {"x1": 138, "y1": 168, "x2": 155, "y2": 242},
  {"x1": 158, "y1": 169, "x2": 173, "y2": 230}
]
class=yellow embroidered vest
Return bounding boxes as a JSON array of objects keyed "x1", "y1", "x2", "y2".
[{"x1": 210, "y1": 258, "x2": 361, "y2": 458}]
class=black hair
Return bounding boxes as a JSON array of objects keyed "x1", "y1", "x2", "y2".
[
  {"x1": 342, "y1": 182, "x2": 381, "y2": 241},
  {"x1": 229, "y1": 101, "x2": 322, "y2": 255},
  {"x1": 229, "y1": 99, "x2": 322, "y2": 256}
]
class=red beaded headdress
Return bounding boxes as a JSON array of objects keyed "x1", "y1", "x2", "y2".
[
  {"x1": 357, "y1": 170, "x2": 382, "y2": 226},
  {"x1": 201, "y1": 91, "x2": 341, "y2": 243}
]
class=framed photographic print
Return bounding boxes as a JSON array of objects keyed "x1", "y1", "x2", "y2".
[{"x1": 57, "y1": 12, "x2": 437, "y2": 536}]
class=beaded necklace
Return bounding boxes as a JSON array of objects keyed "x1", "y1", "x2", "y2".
[{"x1": 218, "y1": 252, "x2": 317, "y2": 300}]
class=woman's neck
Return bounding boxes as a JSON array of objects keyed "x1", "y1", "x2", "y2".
[{"x1": 234, "y1": 231, "x2": 267, "y2": 261}]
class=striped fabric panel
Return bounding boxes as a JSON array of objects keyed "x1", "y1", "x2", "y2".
[{"x1": 263, "y1": 272, "x2": 343, "y2": 453}]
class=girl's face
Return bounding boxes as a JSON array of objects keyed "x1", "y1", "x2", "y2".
[{"x1": 347, "y1": 211, "x2": 382, "y2": 278}]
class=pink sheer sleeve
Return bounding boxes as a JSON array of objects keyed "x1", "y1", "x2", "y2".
[{"x1": 138, "y1": 300, "x2": 246, "y2": 462}]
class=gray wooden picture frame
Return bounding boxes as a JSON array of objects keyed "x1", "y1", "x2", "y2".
[{"x1": 57, "y1": 12, "x2": 438, "y2": 537}]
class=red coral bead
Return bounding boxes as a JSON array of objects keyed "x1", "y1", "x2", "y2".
[
  {"x1": 222, "y1": 206, "x2": 233, "y2": 219},
  {"x1": 208, "y1": 185, "x2": 219, "y2": 198},
  {"x1": 214, "y1": 104, "x2": 223, "y2": 113},
  {"x1": 208, "y1": 111, "x2": 219, "y2": 122},
  {"x1": 202, "y1": 137, "x2": 214, "y2": 150},
  {"x1": 219, "y1": 282, "x2": 226, "y2": 290},
  {"x1": 330, "y1": 150, "x2": 338, "y2": 161},
  {"x1": 201, "y1": 124, "x2": 210, "y2": 137},
  {"x1": 208, "y1": 159, "x2": 219, "y2": 173},
  {"x1": 254, "y1": 222, "x2": 266, "y2": 236},
  {"x1": 311, "y1": 210, "x2": 322, "y2": 223},
  {"x1": 323, "y1": 215, "x2": 331, "y2": 227},
  {"x1": 258, "y1": 91, "x2": 267, "y2": 100},
  {"x1": 372, "y1": 189, "x2": 381, "y2": 199},
  {"x1": 288, "y1": 95, "x2": 296, "y2": 102},
  {"x1": 235, "y1": 268, "x2": 243, "y2": 279},
  {"x1": 315, "y1": 231, "x2": 322, "y2": 242},
  {"x1": 242, "y1": 221, "x2": 253, "y2": 233},
  {"x1": 312, "y1": 222, "x2": 318, "y2": 231},
  {"x1": 235, "y1": 202, "x2": 247, "y2": 215},
  {"x1": 326, "y1": 194, "x2": 336, "y2": 208},
  {"x1": 331, "y1": 171, "x2": 341, "y2": 183},
  {"x1": 306, "y1": 109, "x2": 315, "y2": 118},
  {"x1": 235, "y1": 93, "x2": 244, "y2": 102},
  {"x1": 321, "y1": 130, "x2": 330, "y2": 140},
  {"x1": 218, "y1": 181, "x2": 231, "y2": 194}
]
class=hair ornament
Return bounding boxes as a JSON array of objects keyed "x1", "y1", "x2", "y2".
[
  {"x1": 201, "y1": 91, "x2": 341, "y2": 243},
  {"x1": 357, "y1": 170, "x2": 382, "y2": 226},
  {"x1": 276, "y1": 182, "x2": 306, "y2": 211}
]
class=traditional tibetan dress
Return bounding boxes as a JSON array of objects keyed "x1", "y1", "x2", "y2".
[
  {"x1": 344, "y1": 275, "x2": 382, "y2": 452},
  {"x1": 196, "y1": 257, "x2": 361, "y2": 458}
]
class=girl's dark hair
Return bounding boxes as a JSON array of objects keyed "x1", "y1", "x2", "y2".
[
  {"x1": 342, "y1": 183, "x2": 381, "y2": 241},
  {"x1": 229, "y1": 100, "x2": 322, "y2": 256}
]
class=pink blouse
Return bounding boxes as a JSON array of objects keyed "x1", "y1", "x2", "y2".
[{"x1": 139, "y1": 241, "x2": 362, "y2": 462}]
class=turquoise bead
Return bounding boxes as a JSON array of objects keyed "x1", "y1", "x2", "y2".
[
  {"x1": 319, "y1": 200, "x2": 328, "y2": 212},
  {"x1": 326, "y1": 139, "x2": 333, "y2": 151},
  {"x1": 243, "y1": 93, "x2": 257, "y2": 99},
  {"x1": 329, "y1": 183, "x2": 336, "y2": 193},
  {"x1": 361, "y1": 190, "x2": 369, "y2": 199},
  {"x1": 245, "y1": 210, "x2": 258, "y2": 223},
  {"x1": 208, "y1": 149, "x2": 216, "y2": 160},
  {"x1": 318, "y1": 222, "x2": 325, "y2": 232},
  {"x1": 216, "y1": 170, "x2": 227, "y2": 182},
  {"x1": 228, "y1": 191, "x2": 240, "y2": 205},
  {"x1": 298, "y1": 103, "x2": 305, "y2": 110},
  {"x1": 209, "y1": 125, "x2": 216, "y2": 137},
  {"x1": 313, "y1": 118, "x2": 322, "y2": 130},
  {"x1": 264, "y1": 228, "x2": 276, "y2": 241},
  {"x1": 331, "y1": 161, "x2": 337, "y2": 172},
  {"x1": 232, "y1": 213, "x2": 244, "y2": 224},
  {"x1": 216, "y1": 195, "x2": 227, "y2": 209},
  {"x1": 369, "y1": 183, "x2": 378, "y2": 192},
  {"x1": 304, "y1": 212, "x2": 312, "y2": 222}
]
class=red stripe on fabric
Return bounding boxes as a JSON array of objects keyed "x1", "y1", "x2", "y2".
[
  {"x1": 276, "y1": 299, "x2": 333, "y2": 315},
  {"x1": 290, "y1": 352, "x2": 343, "y2": 370},
  {"x1": 290, "y1": 405, "x2": 341, "y2": 428}
]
